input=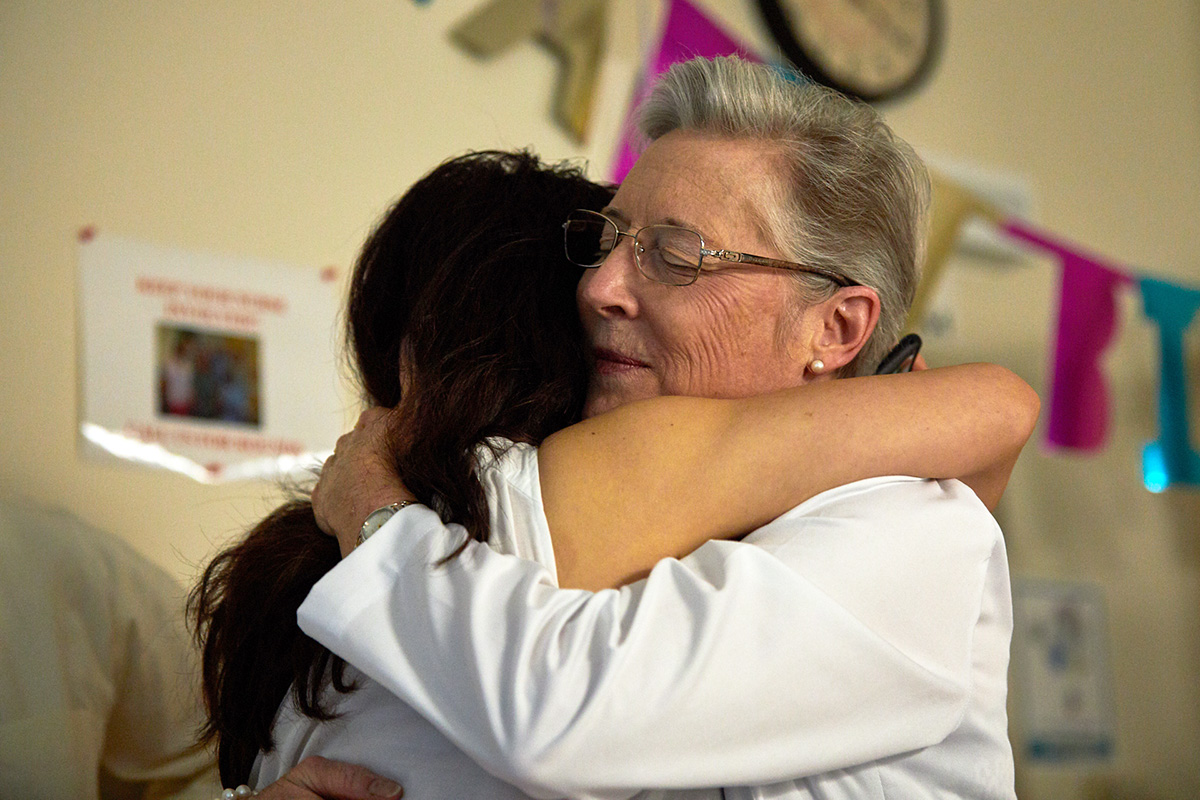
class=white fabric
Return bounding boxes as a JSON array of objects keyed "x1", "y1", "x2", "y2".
[
  {"x1": 293, "y1": 443, "x2": 1016, "y2": 800},
  {"x1": 0, "y1": 497, "x2": 219, "y2": 800},
  {"x1": 252, "y1": 442, "x2": 555, "y2": 796}
]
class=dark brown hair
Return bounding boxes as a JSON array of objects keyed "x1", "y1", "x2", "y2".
[{"x1": 189, "y1": 151, "x2": 613, "y2": 785}]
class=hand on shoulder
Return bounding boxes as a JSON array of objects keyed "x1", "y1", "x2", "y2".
[
  {"x1": 255, "y1": 756, "x2": 402, "y2": 799},
  {"x1": 313, "y1": 407, "x2": 416, "y2": 558}
]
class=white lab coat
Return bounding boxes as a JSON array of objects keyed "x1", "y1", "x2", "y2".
[{"x1": 293, "y1": 442, "x2": 1016, "y2": 799}]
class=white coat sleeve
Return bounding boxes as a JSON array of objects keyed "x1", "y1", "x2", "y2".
[{"x1": 297, "y1": 477, "x2": 999, "y2": 799}]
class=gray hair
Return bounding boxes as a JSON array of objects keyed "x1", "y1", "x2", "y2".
[{"x1": 637, "y1": 56, "x2": 930, "y2": 377}]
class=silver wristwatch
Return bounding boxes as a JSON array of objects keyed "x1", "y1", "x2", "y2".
[{"x1": 355, "y1": 501, "x2": 414, "y2": 548}]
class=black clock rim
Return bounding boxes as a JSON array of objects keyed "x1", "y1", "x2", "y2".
[{"x1": 753, "y1": 0, "x2": 944, "y2": 103}]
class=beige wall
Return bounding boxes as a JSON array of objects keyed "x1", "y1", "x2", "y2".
[
  {"x1": 1, "y1": 0, "x2": 624, "y2": 577},
  {"x1": 887, "y1": 5, "x2": 1200, "y2": 798},
  {"x1": 2, "y1": 1, "x2": 1197, "y2": 798}
]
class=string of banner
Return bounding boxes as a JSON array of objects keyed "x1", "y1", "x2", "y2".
[{"x1": 448, "y1": 0, "x2": 1200, "y2": 492}]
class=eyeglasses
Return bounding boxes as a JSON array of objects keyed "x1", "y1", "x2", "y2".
[{"x1": 562, "y1": 208, "x2": 857, "y2": 288}]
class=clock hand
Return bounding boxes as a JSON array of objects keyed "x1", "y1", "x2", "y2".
[{"x1": 845, "y1": 0, "x2": 917, "y2": 53}]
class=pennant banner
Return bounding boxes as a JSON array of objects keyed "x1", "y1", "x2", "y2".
[
  {"x1": 1140, "y1": 277, "x2": 1200, "y2": 491},
  {"x1": 609, "y1": 0, "x2": 759, "y2": 182},
  {"x1": 1000, "y1": 221, "x2": 1134, "y2": 452}
]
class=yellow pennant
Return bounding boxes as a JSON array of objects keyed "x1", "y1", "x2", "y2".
[{"x1": 909, "y1": 170, "x2": 1005, "y2": 328}]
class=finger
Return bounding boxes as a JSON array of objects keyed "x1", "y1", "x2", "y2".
[
  {"x1": 356, "y1": 406, "x2": 389, "y2": 430},
  {"x1": 272, "y1": 756, "x2": 403, "y2": 800},
  {"x1": 911, "y1": 353, "x2": 929, "y2": 372},
  {"x1": 310, "y1": 471, "x2": 334, "y2": 536}
]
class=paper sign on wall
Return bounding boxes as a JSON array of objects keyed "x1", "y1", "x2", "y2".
[
  {"x1": 1011, "y1": 578, "x2": 1116, "y2": 763},
  {"x1": 77, "y1": 230, "x2": 346, "y2": 482}
]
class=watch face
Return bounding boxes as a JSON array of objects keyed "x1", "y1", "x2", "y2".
[
  {"x1": 757, "y1": 0, "x2": 942, "y2": 101},
  {"x1": 360, "y1": 505, "x2": 399, "y2": 542}
]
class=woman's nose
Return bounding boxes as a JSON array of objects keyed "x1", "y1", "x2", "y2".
[{"x1": 577, "y1": 236, "x2": 642, "y2": 319}]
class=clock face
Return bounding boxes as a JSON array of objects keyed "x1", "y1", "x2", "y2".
[{"x1": 756, "y1": 0, "x2": 942, "y2": 102}]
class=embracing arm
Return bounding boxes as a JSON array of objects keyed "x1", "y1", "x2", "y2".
[
  {"x1": 301, "y1": 366, "x2": 1030, "y2": 796},
  {"x1": 300, "y1": 479, "x2": 1002, "y2": 799},
  {"x1": 313, "y1": 363, "x2": 1036, "y2": 580},
  {"x1": 543, "y1": 362, "x2": 1038, "y2": 589}
]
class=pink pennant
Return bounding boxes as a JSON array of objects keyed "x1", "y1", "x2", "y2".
[
  {"x1": 608, "y1": 0, "x2": 760, "y2": 182},
  {"x1": 1001, "y1": 220, "x2": 1133, "y2": 451}
]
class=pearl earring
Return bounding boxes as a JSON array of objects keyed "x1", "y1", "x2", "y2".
[{"x1": 810, "y1": 359, "x2": 825, "y2": 373}]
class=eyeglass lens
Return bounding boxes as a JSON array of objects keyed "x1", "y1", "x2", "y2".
[
  {"x1": 563, "y1": 216, "x2": 611, "y2": 267},
  {"x1": 564, "y1": 213, "x2": 704, "y2": 285}
]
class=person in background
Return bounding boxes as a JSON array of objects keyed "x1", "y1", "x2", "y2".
[
  {"x1": 0, "y1": 496, "x2": 219, "y2": 800},
  {"x1": 161, "y1": 333, "x2": 197, "y2": 418}
]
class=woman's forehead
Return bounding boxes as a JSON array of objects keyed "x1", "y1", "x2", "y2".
[{"x1": 611, "y1": 131, "x2": 778, "y2": 245}]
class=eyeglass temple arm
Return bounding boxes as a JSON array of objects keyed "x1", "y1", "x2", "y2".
[{"x1": 701, "y1": 248, "x2": 856, "y2": 287}]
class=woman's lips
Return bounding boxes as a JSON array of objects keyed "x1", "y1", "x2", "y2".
[{"x1": 592, "y1": 347, "x2": 649, "y2": 375}]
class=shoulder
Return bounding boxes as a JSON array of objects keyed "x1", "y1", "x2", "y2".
[
  {"x1": 769, "y1": 475, "x2": 993, "y2": 526},
  {"x1": 0, "y1": 495, "x2": 184, "y2": 607},
  {"x1": 475, "y1": 438, "x2": 539, "y2": 497},
  {"x1": 728, "y1": 478, "x2": 1006, "y2": 678},
  {"x1": 745, "y1": 476, "x2": 1001, "y2": 563},
  {"x1": 472, "y1": 440, "x2": 557, "y2": 577}
]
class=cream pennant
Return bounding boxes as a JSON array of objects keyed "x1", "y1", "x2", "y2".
[
  {"x1": 450, "y1": 0, "x2": 607, "y2": 143},
  {"x1": 908, "y1": 169, "x2": 1003, "y2": 329}
]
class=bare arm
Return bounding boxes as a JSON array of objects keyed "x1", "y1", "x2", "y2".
[
  {"x1": 314, "y1": 364, "x2": 1038, "y2": 588},
  {"x1": 542, "y1": 362, "x2": 1038, "y2": 589}
]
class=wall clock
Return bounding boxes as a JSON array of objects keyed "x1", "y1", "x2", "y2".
[{"x1": 755, "y1": 0, "x2": 943, "y2": 102}]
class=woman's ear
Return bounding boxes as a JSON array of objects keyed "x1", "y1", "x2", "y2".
[{"x1": 811, "y1": 286, "x2": 881, "y2": 374}]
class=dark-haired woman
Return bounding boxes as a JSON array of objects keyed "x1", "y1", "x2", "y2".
[
  {"x1": 191, "y1": 149, "x2": 611, "y2": 794},
  {"x1": 193, "y1": 150, "x2": 1035, "y2": 798}
]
